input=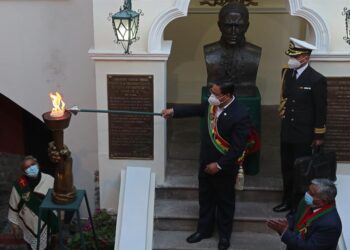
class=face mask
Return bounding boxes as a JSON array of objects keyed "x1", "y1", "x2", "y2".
[
  {"x1": 304, "y1": 192, "x2": 313, "y2": 206},
  {"x1": 25, "y1": 164, "x2": 39, "y2": 178},
  {"x1": 208, "y1": 94, "x2": 221, "y2": 106},
  {"x1": 288, "y1": 57, "x2": 301, "y2": 69}
]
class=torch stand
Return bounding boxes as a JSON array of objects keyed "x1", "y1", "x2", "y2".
[{"x1": 43, "y1": 111, "x2": 76, "y2": 204}]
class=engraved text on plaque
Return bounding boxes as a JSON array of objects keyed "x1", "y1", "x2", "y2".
[{"x1": 107, "y1": 75, "x2": 154, "y2": 159}]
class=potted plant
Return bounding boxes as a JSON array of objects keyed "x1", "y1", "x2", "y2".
[{"x1": 68, "y1": 209, "x2": 116, "y2": 250}]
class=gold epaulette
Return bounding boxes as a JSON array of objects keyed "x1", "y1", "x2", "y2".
[
  {"x1": 279, "y1": 67, "x2": 288, "y2": 118},
  {"x1": 279, "y1": 98, "x2": 287, "y2": 117},
  {"x1": 314, "y1": 127, "x2": 326, "y2": 134}
]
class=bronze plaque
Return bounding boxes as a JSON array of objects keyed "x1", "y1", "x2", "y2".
[
  {"x1": 325, "y1": 77, "x2": 350, "y2": 162},
  {"x1": 107, "y1": 75, "x2": 154, "y2": 159}
]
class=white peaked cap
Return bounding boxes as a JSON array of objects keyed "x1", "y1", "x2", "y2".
[
  {"x1": 286, "y1": 37, "x2": 317, "y2": 56},
  {"x1": 290, "y1": 37, "x2": 317, "y2": 50}
]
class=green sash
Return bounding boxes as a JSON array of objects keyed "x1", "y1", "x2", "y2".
[
  {"x1": 294, "y1": 200, "x2": 335, "y2": 240},
  {"x1": 14, "y1": 176, "x2": 58, "y2": 234}
]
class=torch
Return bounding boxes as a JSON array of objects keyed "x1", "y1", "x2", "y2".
[
  {"x1": 43, "y1": 92, "x2": 163, "y2": 204},
  {"x1": 42, "y1": 92, "x2": 76, "y2": 204}
]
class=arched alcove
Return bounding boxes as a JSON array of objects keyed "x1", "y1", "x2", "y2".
[
  {"x1": 148, "y1": 0, "x2": 191, "y2": 53},
  {"x1": 161, "y1": 2, "x2": 307, "y2": 105},
  {"x1": 148, "y1": 0, "x2": 329, "y2": 53},
  {"x1": 286, "y1": 0, "x2": 330, "y2": 52}
]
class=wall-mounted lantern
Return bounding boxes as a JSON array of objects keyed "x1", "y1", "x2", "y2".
[{"x1": 111, "y1": 0, "x2": 142, "y2": 54}]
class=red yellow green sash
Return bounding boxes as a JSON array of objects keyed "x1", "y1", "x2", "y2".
[
  {"x1": 208, "y1": 105, "x2": 230, "y2": 154},
  {"x1": 207, "y1": 104, "x2": 260, "y2": 164},
  {"x1": 294, "y1": 201, "x2": 335, "y2": 240}
]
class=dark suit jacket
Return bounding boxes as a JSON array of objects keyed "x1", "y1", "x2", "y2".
[
  {"x1": 280, "y1": 66, "x2": 327, "y2": 144},
  {"x1": 173, "y1": 100, "x2": 251, "y2": 176},
  {"x1": 282, "y1": 205, "x2": 342, "y2": 250}
]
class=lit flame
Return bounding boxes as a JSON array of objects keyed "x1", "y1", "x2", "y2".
[{"x1": 49, "y1": 92, "x2": 65, "y2": 117}]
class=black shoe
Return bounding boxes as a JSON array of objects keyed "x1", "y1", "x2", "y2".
[
  {"x1": 186, "y1": 232, "x2": 211, "y2": 243},
  {"x1": 273, "y1": 203, "x2": 291, "y2": 212},
  {"x1": 218, "y1": 238, "x2": 230, "y2": 250}
]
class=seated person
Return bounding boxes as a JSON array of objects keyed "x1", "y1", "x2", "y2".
[
  {"x1": 267, "y1": 178, "x2": 342, "y2": 250},
  {"x1": 8, "y1": 155, "x2": 58, "y2": 250}
]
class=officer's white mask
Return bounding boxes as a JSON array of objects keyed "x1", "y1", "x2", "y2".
[{"x1": 287, "y1": 57, "x2": 301, "y2": 69}]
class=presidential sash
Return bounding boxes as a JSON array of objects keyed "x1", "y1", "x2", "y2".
[{"x1": 207, "y1": 104, "x2": 260, "y2": 164}]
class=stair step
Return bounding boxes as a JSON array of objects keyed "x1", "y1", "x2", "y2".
[
  {"x1": 157, "y1": 175, "x2": 283, "y2": 202},
  {"x1": 166, "y1": 159, "x2": 198, "y2": 176},
  {"x1": 168, "y1": 142, "x2": 200, "y2": 160},
  {"x1": 154, "y1": 200, "x2": 280, "y2": 233},
  {"x1": 153, "y1": 230, "x2": 284, "y2": 250}
]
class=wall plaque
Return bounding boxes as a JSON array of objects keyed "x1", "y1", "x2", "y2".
[
  {"x1": 107, "y1": 75, "x2": 154, "y2": 159},
  {"x1": 325, "y1": 77, "x2": 350, "y2": 162}
]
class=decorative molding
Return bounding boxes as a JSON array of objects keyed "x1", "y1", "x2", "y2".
[
  {"x1": 189, "y1": 7, "x2": 288, "y2": 14},
  {"x1": 148, "y1": 0, "x2": 191, "y2": 53},
  {"x1": 286, "y1": 0, "x2": 330, "y2": 52},
  {"x1": 88, "y1": 49, "x2": 170, "y2": 61},
  {"x1": 311, "y1": 53, "x2": 350, "y2": 62},
  {"x1": 199, "y1": 0, "x2": 258, "y2": 6}
]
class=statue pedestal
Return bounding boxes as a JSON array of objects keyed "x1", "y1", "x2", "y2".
[{"x1": 201, "y1": 86, "x2": 261, "y2": 175}]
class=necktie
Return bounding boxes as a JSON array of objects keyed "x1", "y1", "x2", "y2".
[{"x1": 292, "y1": 70, "x2": 297, "y2": 80}]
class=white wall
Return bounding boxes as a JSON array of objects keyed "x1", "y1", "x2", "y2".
[
  {"x1": 90, "y1": 0, "x2": 186, "y2": 210},
  {"x1": 303, "y1": 0, "x2": 350, "y2": 53},
  {"x1": 93, "y1": 59, "x2": 167, "y2": 210},
  {"x1": 0, "y1": 0, "x2": 98, "y2": 214}
]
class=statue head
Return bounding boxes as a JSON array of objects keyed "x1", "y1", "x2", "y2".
[{"x1": 218, "y1": 3, "x2": 249, "y2": 46}]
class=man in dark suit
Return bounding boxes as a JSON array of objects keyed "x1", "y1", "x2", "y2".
[
  {"x1": 273, "y1": 37, "x2": 327, "y2": 212},
  {"x1": 267, "y1": 178, "x2": 342, "y2": 249},
  {"x1": 162, "y1": 81, "x2": 252, "y2": 250}
]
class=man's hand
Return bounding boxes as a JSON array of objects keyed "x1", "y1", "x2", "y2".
[
  {"x1": 204, "y1": 162, "x2": 220, "y2": 175},
  {"x1": 11, "y1": 224, "x2": 22, "y2": 239},
  {"x1": 266, "y1": 218, "x2": 288, "y2": 235},
  {"x1": 161, "y1": 108, "x2": 174, "y2": 119}
]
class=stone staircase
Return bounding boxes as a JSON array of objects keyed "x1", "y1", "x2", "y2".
[{"x1": 153, "y1": 107, "x2": 286, "y2": 250}]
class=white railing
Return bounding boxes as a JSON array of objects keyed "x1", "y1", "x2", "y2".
[{"x1": 114, "y1": 167, "x2": 156, "y2": 250}]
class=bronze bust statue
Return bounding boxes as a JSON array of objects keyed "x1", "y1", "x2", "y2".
[{"x1": 204, "y1": 2, "x2": 261, "y2": 96}]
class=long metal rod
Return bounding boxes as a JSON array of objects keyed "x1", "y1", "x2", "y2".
[{"x1": 78, "y1": 108, "x2": 162, "y2": 116}]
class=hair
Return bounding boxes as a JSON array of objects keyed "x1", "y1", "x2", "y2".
[
  {"x1": 23, "y1": 155, "x2": 37, "y2": 163},
  {"x1": 311, "y1": 178, "x2": 337, "y2": 203},
  {"x1": 219, "y1": 81, "x2": 235, "y2": 96},
  {"x1": 219, "y1": 2, "x2": 249, "y2": 24}
]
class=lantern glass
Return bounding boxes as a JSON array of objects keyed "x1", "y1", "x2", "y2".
[
  {"x1": 111, "y1": 0, "x2": 141, "y2": 53},
  {"x1": 130, "y1": 15, "x2": 139, "y2": 40},
  {"x1": 114, "y1": 18, "x2": 129, "y2": 41}
]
